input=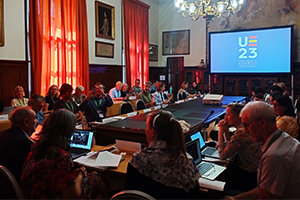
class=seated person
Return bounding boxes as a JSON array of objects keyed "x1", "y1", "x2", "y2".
[
  {"x1": 188, "y1": 81, "x2": 201, "y2": 96},
  {"x1": 28, "y1": 94, "x2": 45, "y2": 125},
  {"x1": 53, "y1": 83, "x2": 83, "y2": 122},
  {"x1": 20, "y1": 109, "x2": 108, "y2": 199},
  {"x1": 121, "y1": 83, "x2": 131, "y2": 98},
  {"x1": 138, "y1": 81, "x2": 156, "y2": 107},
  {"x1": 132, "y1": 79, "x2": 142, "y2": 95},
  {"x1": 276, "y1": 82, "x2": 290, "y2": 96},
  {"x1": 80, "y1": 82, "x2": 113, "y2": 123},
  {"x1": 152, "y1": 82, "x2": 172, "y2": 105},
  {"x1": 253, "y1": 93, "x2": 264, "y2": 101},
  {"x1": 126, "y1": 110, "x2": 201, "y2": 199},
  {"x1": 44, "y1": 85, "x2": 60, "y2": 110},
  {"x1": 177, "y1": 81, "x2": 196, "y2": 100},
  {"x1": 273, "y1": 94, "x2": 299, "y2": 138},
  {"x1": 217, "y1": 103, "x2": 263, "y2": 192},
  {"x1": 254, "y1": 87, "x2": 269, "y2": 103},
  {"x1": 72, "y1": 85, "x2": 86, "y2": 105},
  {"x1": 109, "y1": 81, "x2": 124, "y2": 101},
  {"x1": 151, "y1": 80, "x2": 158, "y2": 93},
  {"x1": 11, "y1": 86, "x2": 29, "y2": 107},
  {"x1": 0, "y1": 107, "x2": 37, "y2": 183}
]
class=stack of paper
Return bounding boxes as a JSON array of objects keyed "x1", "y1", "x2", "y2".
[
  {"x1": 74, "y1": 151, "x2": 122, "y2": 168},
  {"x1": 199, "y1": 177, "x2": 225, "y2": 191}
]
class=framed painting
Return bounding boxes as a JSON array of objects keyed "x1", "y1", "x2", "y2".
[
  {"x1": 95, "y1": 1, "x2": 115, "y2": 40},
  {"x1": 162, "y1": 30, "x2": 190, "y2": 55},
  {"x1": 0, "y1": 0, "x2": 4, "y2": 46},
  {"x1": 149, "y1": 44, "x2": 158, "y2": 61},
  {"x1": 95, "y1": 41, "x2": 114, "y2": 58}
]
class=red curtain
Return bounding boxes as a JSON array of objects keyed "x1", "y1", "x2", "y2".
[
  {"x1": 123, "y1": 0, "x2": 150, "y2": 89},
  {"x1": 29, "y1": 0, "x2": 89, "y2": 96}
]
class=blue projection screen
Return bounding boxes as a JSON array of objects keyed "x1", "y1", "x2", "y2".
[{"x1": 209, "y1": 26, "x2": 292, "y2": 74}]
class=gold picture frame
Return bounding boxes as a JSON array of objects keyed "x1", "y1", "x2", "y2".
[
  {"x1": 95, "y1": 1, "x2": 115, "y2": 40},
  {"x1": 162, "y1": 30, "x2": 190, "y2": 55},
  {"x1": 0, "y1": 0, "x2": 4, "y2": 46},
  {"x1": 95, "y1": 41, "x2": 114, "y2": 58}
]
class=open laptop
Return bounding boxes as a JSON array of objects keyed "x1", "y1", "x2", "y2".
[
  {"x1": 190, "y1": 131, "x2": 219, "y2": 159},
  {"x1": 2, "y1": 106, "x2": 16, "y2": 118},
  {"x1": 70, "y1": 130, "x2": 94, "y2": 159},
  {"x1": 186, "y1": 138, "x2": 226, "y2": 180}
]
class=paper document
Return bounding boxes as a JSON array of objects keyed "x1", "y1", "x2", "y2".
[
  {"x1": 95, "y1": 151, "x2": 122, "y2": 167},
  {"x1": 199, "y1": 177, "x2": 225, "y2": 191},
  {"x1": 74, "y1": 152, "x2": 107, "y2": 170}
]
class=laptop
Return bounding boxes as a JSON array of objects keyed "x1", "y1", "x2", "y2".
[
  {"x1": 70, "y1": 130, "x2": 94, "y2": 159},
  {"x1": 2, "y1": 106, "x2": 16, "y2": 118},
  {"x1": 115, "y1": 139, "x2": 141, "y2": 153},
  {"x1": 186, "y1": 138, "x2": 226, "y2": 180},
  {"x1": 190, "y1": 131, "x2": 220, "y2": 159}
]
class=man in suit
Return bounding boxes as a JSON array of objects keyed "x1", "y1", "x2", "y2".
[{"x1": 0, "y1": 107, "x2": 38, "y2": 182}]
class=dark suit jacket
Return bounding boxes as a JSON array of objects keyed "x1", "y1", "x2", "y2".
[{"x1": 0, "y1": 127, "x2": 33, "y2": 183}]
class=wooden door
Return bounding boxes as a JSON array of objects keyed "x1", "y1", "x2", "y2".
[{"x1": 166, "y1": 57, "x2": 183, "y2": 100}]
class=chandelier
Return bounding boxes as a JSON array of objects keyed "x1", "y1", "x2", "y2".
[{"x1": 174, "y1": 0, "x2": 246, "y2": 21}]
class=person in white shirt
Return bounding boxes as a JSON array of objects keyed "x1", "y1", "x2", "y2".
[{"x1": 152, "y1": 82, "x2": 172, "y2": 105}]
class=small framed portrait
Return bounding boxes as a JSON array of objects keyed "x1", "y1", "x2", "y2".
[
  {"x1": 149, "y1": 44, "x2": 158, "y2": 61},
  {"x1": 95, "y1": 1, "x2": 115, "y2": 40},
  {"x1": 95, "y1": 41, "x2": 114, "y2": 58}
]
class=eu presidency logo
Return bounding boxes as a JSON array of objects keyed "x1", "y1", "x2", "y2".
[{"x1": 238, "y1": 36, "x2": 257, "y2": 68}]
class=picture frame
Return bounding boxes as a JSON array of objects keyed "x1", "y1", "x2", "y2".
[
  {"x1": 95, "y1": 1, "x2": 115, "y2": 40},
  {"x1": 149, "y1": 44, "x2": 158, "y2": 61},
  {"x1": 162, "y1": 30, "x2": 190, "y2": 55},
  {"x1": 95, "y1": 41, "x2": 114, "y2": 58},
  {"x1": 0, "y1": 0, "x2": 4, "y2": 46}
]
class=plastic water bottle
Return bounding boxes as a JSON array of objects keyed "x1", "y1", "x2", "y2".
[
  {"x1": 170, "y1": 86, "x2": 173, "y2": 94},
  {"x1": 82, "y1": 116, "x2": 88, "y2": 129}
]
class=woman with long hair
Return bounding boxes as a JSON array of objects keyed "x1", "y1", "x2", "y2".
[
  {"x1": 45, "y1": 84, "x2": 59, "y2": 110},
  {"x1": 152, "y1": 82, "x2": 172, "y2": 105},
  {"x1": 20, "y1": 109, "x2": 108, "y2": 199},
  {"x1": 126, "y1": 110, "x2": 201, "y2": 199},
  {"x1": 273, "y1": 94, "x2": 299, "y2": 138},
  {"x1": 11, "y1": 86, "x2": 29, "y2": 107}
]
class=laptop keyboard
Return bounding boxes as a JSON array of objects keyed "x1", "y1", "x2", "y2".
[
  {"x1": 202, "y1": 148, "x2": 216, "y2": 156},
  {"x1": 198, "y1": 162, "x2": 212, "y2": 175}
]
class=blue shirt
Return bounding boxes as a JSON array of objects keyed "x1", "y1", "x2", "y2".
[
  {"x1": 153, "y1": 92, "x2": 165, "y2": 105},
  {"x1": 36, "y1": 110, "x2": 45, "y2": 125},
  {"x1": 109, "y1": 87, "x2": 121, "y2": 98}
]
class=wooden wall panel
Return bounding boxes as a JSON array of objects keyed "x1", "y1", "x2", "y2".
[
  {"x1": 89, "y1": 64, "x2": 123, "y2": 93},
  {"x1": 0, "y1": 60, "x2": 28, "y2": 107},
  {"x1": 149, "y1": 66, "x2": 166, "y2": 83}
]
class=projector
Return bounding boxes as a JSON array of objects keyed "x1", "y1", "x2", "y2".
[{"x1": 202, "y1": 94, "x2": 223, "y2": 105}]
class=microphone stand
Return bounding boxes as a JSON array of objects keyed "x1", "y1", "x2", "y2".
[{"x1": 198, "y1": 110, "x2": 214, "y2": 141}]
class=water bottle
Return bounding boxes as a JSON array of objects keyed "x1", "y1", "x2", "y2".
[
  {"x1": 170, "y1": 86, "x2": 173, "y2": 94},
  {"x1": 82, "y1": 116, "x2": 88, "y2": 129}
]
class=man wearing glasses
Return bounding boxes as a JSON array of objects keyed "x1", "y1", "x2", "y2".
[
  {"x1": 229, "y1": 101, "x2": 300, "y2": 199},
  {"x1": 80, "y1": 82, "x2": 113, "y2": 123}
]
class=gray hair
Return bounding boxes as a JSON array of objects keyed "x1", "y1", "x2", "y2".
[
  {"x1": 75, "y1": 85, "x2": 84, "y2": 92},
  {"x1": 10, "y1": 106, "x2": 32, "y2": 127},
  {"x1": 240, "y1": 101, "x2": 276, "y2": 122}
]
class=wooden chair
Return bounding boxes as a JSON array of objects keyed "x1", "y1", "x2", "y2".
[
  {"x1": 0, "y1": 165, "x2": 24, "y2": 199},
  {"x1": 111, "y1": 190, "x2": 155, "y2": 200}
]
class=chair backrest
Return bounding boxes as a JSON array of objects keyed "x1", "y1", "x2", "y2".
[
  {"x1": 135, "y1": 99, "x2": 147, "y2": 111},
  {"x1": 111, "y1": 190, "x2": 155, "y2": 200},
  {"x1": 0, "y1": 165, "x2": 24, "y2": 199},
  {"x1": 119, "y1": 102, "x2": 134, "y2": 115}
]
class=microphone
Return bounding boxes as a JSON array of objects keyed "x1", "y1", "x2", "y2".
[
  {"x1": 201, "y1": 110, "x2": 214, "y2": 125},
  {"x1": 198, "y1": 110, "x2": 215, "y2": 141}
]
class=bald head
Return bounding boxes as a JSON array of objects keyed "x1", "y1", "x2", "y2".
[{"x1": 10, "y1": 106, "x2": 37, "y2": 135}]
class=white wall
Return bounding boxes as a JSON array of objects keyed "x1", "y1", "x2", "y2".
[
  {"x1": 157, "y1": 1, "x2": 206, "y2": 67},
  {"x1": 88, "y1": 0, "x2": 123, "y2": 65},
  {"x1": 0, "y1": 0, "x2": 26, "y2": 60}
]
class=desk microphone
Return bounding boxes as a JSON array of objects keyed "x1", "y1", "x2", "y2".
[{"x1": 201, "y1": 110, "x2": 215, "y2": 125}]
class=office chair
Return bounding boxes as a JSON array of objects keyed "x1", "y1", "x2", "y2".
[
  {"x1": 119, "y1": 102, "x2": 134, "y2": 115},
  {"x1": 135, "y1": 99, "x2": 147, "y2": 111},
  {"x1": 111, "y1": 190, "x2": 155, "y2": 200},
  {"x1": 0, "y1": 165, "x2": 24, "y2": 199}
]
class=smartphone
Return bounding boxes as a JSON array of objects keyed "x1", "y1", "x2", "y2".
[{"x1": 92, "y1": 87, "x2": 96, "y2": 94}]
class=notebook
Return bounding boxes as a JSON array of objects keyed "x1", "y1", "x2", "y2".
[
  {"x1": 186, "y1": 138, "x2": 226, "y2": 180},
  {"x1": 190, "y1": 131, "x2": 220, "y2": 159},
  {"x1": 70, "y1": 130, "x2": 94, "y2": 159}
]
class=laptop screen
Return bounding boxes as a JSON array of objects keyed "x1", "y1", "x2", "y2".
[
  {"x1": 185, "y1": 138, "x2": 202, "y2": 165},
  {"x1": 70, "y1": 130, "x2": 93, "y2": 150},
  {"x1": 190, "y1": 131, "x2": 205, "y2": 149}
]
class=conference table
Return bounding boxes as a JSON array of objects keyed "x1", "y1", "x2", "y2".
[{"x1": 93, "y1": 96, "x2": 246, "y2": 145}]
